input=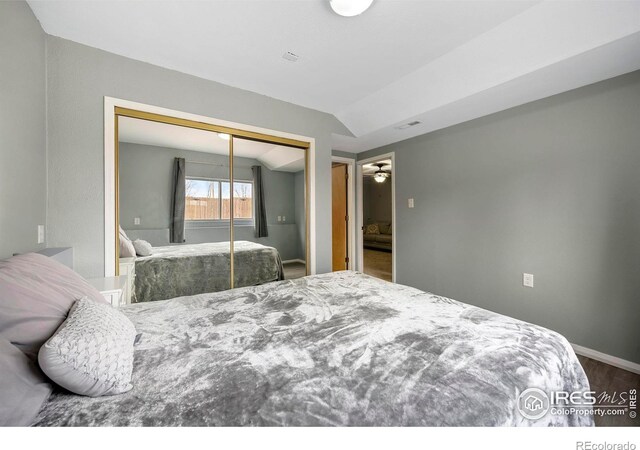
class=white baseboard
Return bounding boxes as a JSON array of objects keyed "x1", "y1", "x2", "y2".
[
  {"x1": 282, "y1": 259, "x2": 305, "y2": 265},
  {"x1": 571, "y1": 343, "x2": 640, "y2": 375}
]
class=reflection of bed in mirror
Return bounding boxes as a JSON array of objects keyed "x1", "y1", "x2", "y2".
[{"x1": 130, "y1": 240, "x2": 283, "y2": 303}]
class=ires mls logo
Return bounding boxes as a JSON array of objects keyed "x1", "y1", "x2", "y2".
[{"x1": 517, "y1": 387, "x2": 638, "y2": 420}]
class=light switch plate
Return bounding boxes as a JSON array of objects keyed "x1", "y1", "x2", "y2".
[
  {"x1": 408, "y1": 198, "x2": 415, "y2": 208},
  {"x1": 523, "y1": 273, "x2": 534, "y2": 288},
  {"x1": 37, "y1": 225, "x2": 45, "y2": 244}
]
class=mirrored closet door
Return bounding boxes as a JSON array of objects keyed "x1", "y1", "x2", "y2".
[
  {"x1": 231, "y1": 136, "x2": 307, "y2": 289},
  {"x1": 113, "y1": 106, "x2": 310, "y2": 305}
]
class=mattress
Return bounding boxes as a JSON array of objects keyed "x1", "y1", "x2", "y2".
[
  {"x1": 34, "y1": 271, "x2": 592, "y2": 426},
  {"x1": 133, "y1": 240, "x2": 284, "y2": 302}
]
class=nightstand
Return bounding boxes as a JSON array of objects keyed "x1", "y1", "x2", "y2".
[
  {"x1": 118, "y1": 257, "x2": 136, "y2": 305},
  {"x1": 87, "y1": 276, "x2": 127, "y2": 308}
]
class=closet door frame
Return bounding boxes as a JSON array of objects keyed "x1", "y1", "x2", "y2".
[{"x1": 104, "y1": 97, "x2": 314, "y2": 284}]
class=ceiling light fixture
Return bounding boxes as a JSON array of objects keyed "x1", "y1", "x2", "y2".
[
  {"x1": 282, "y1": 51, "x2": 299, "y2": 62},
  {"x1": 373, "y1": 163, "x2": 390, "y2": 183},
  {"x1": 217, "y1": 133, "x2": 230, "y2": 141},
  {"x1": 330, "y1": 0, "x2": 374, "y2": 17}
]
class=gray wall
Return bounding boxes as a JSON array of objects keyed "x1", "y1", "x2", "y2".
[
  {"x1": 359, "y1": 71, "x2": 640, "y2": 364},
  {"x1": 363, "y1": 176, "x2": 392, "y2": 224},
  {"x1": 45, "y1": 36, "x2": 349, "y2": 277},
  {"x1": 0, "y1": 1, "x2": 46, "y2": 259},
  {"x1": 119, "y1": 142, "x2": 305, "y2": 260},
  {"x1": 332, "y1": 150, "x2": 356, "y2": 159}
]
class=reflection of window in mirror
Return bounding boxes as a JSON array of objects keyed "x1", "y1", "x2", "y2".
[
  {"x1": 185, "y1": 178, "x2": 253, "y2": 222},
  {"x1": 223, "y1": 181, "x2": 253, "y2": 220},
  {"x1": 185, "y1": 179, "x2": 220, "y2": 220}
]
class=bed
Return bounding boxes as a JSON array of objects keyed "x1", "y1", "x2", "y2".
[
  {"x1": 34, "y1": 271, "x2": 592, "y2": 426},
  {"x1": 133, "y1": 240, "x2": 284, "y2": 303}
]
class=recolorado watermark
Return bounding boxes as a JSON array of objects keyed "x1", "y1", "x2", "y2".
[
  {"x1": 576, "y1": 442, "x2": 636, "y2": 450},
  {"x1": 516, "y1": 387, "x2": 637, "y2": 420}
]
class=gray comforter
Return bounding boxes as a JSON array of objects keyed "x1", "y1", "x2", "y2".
[
  {"x1": 34, "y1": 271, "x2": 592, "y2": 426},
  {"x1": 134, "y1": 241, "x2": 284, "y2": 303}
]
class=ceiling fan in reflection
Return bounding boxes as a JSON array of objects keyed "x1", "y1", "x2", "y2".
[{"x1": 373, "y1": 163, "x2": 390, "y2": 183}]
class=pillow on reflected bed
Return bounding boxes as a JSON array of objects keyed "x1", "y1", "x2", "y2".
[
  {"x1": 0, "y1": 253, "x2": 108, "y2": 361},
  {"x1": 39, "y1": 297, "x2": 136, "y2": 397},
  {"x1": 133, "y1": 239, "x2": 152, "y2": 256}
]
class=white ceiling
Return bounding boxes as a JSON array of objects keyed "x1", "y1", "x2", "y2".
[
  {"x1": 30, "y1": 1, "x2": 640, "y2": 153},
  {"x1": 119, "y1": 116, "x2": 305, "y2": 172}
]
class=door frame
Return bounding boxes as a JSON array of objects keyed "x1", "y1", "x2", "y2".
[
  {"x1": 331, "y1": 156, "x2": 356, "y2": 270},
  {"x1": 356, "y1": 152, "x2": 396, "y2": 283}
]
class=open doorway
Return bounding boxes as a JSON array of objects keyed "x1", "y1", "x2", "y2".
[
  {"x1": 331, "y1": 157, "x2": 355, "y2": 272},
  {"x1": 357, "y1": 154, "x2": 395, "y2": 282}
]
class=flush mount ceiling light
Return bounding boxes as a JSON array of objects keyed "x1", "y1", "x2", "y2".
[
  {"x1": 282, "y1": 51, "x2": 299, "y2": 62},
  {"x1": 373, "y1": 163, "x2": 390, "y2": 183},
  {"x1": 330, "y1": 0, "x2": 374, "y2": 17},
  {"x1": 217, "y1": 133, "x2": 230, "y2": 141}
]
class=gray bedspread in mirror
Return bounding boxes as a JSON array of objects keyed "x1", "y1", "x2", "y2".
[
  {"x1": 133, "y1": 241, "x2": 284, "y2": 303},
  {"x1": 34, "y1": 271, "x2": 592, "y2": 426}
]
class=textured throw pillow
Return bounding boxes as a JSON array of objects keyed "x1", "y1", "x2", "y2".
[
  {"x1": 119, "y1": 230, "x2": 136, "y2": 258},
  {"x1": 365, "y1": 223, "x2": 380, "y2": 235},
  {"x1": 39, "y1": 298, "x2": 136, "y2": 397},
  {"x1": 133, "y1": 239, "x2": 152, "y2": 257},
  {"x1": 0, "y1": 253, "x2": 108, "y2": 360},
  {"x1": 0, "y1": 339, "x2": 52, "y2": 426}
]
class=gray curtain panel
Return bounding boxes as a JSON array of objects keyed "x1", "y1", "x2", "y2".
[
  {"x1": 252, "y1": 165, "x2": 268, "y2": 238},
  {"x1": 170, "y1": 157, "x2": 186, "y2": 243}
]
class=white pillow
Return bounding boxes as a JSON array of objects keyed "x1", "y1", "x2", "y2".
[
  {"x1": 38, "y1": 297, "x2": 136, "y2": 397},
  {"x1": 133, "y1": 239, "x2": 152, "y2": 257}
]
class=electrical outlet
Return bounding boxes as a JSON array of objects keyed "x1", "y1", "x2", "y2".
[
  {"x1": 37, "y1": 225, "x2": 45, "y2": 244},
  {"x1": 408, "y1": 198, "x2": 415, "y2": 208},
  {"x1": 523, "y1": 273, "x2": 534, "y2": 288},
  {"x1": 282, "y1": 216, "x2": 286, "y2": 222},
  {"x1": 134, "y1": 217, "x2": 141, "y2": 225}
]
